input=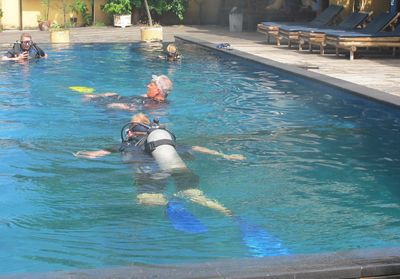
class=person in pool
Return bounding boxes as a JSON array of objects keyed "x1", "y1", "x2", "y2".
[
  {"x1": 1, "y1": 33, "x2": 48, "y2": 61},
  {"x1": 159, "y1": 43, "x2": 181, "y2": 62},
  {"x1": 74, "y1": 113, "x2": 245, "y2": 212},
  {"x1": 83, "y1": 75, "x2": 172, "y2": 112}
]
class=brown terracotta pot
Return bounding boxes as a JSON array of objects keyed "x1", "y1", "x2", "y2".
[{"x1": 38, "y1": 21, "x2": 50, "y2": 31}]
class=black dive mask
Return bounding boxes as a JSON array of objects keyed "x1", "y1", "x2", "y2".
[
  {"x1": 121, "y1": 122, "x2": 150, "y2": 142},
  {"x1": 19, "y1": 40, "x2": 33, "y2": 50}
]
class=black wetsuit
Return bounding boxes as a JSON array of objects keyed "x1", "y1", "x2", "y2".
[
  {"x1": 5, "y1": 42, "x2": 46, "y2": 59},
  {"x1": 89, "y1": 95, "x2": 167, "y2": 111}
]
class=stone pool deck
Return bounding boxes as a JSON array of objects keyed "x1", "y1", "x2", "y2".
[
  {"x1": 1, "y1": 25, "x2": 399, "y2": 106},
  {"x1": 2, "y1": 248, "x2": 400, "y2": 279},
  {"x1": 1, "y1": 25, "x2": 400, "y2": 279}
]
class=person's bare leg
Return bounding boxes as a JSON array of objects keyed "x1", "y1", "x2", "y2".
[
  {"x1": 137, "y1": 193, "x2": 168, "y2": 206},
  {"x1": 176, "y1": 189, "x2": 232, "y2": 216}
]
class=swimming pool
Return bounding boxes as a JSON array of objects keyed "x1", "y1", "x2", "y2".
[{"x1": 0, "y1": 42, "x2": 399, "y2": 276}]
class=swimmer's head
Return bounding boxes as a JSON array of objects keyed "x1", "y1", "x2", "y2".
[
  {"x1": 131, "y1": 113, "x2": 150, "y2": 125},
  {"x1": 151, "y1": 75, "x2": 173, "y2": 96},
  {"x1": 120, "y1": 113, "x2": 151, "y2": 141},
  {"x1": 166, "y1": 43, "x2": 177, "y2": 54},
  {"x1": 20, "y1": 33, "x2": 33, "y2": 51}
]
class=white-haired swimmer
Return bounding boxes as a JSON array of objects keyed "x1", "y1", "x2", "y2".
[{"x1": 82, "y1": 75, "x2": 173, "y2": 112}]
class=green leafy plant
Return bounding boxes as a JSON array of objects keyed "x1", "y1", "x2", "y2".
[
  {"x1": 50, "y1": 21, "x2": 63, "y2": 30},
  {"x1": 101, "y1": 0, "x2": 132, "y2": 15},
  {"x1": 144, "y1": 0, "x2": 188, "y2": 22},
  {"x1": 0, "y1": 8, "x2": 3, "y2": 19}
]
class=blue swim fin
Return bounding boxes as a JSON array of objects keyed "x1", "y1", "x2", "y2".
[
  {"x1": 236, "y1": 217, "x2": 289, "y2": 257},
  {"x1": 166, "y1": 200, "x2": 208, "y2": 234}
]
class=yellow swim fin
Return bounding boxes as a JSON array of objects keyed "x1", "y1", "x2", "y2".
[{"x1": 69, "y1": 86, "x2": 95, "y2": 94}]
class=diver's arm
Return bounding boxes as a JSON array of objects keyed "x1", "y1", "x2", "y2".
[
  {"x1": 73, "y1": 149, "x2": 112, "y2": 159},
  {"x1": 82, "y1": 92, "x2": 119, "y2": 103},
  {"x1": 106, "y1": 102, "x2": 136, "y2": 111},
  {"x1": 32, "y1": 44, "x2": 47, "y2": 58},
  {"x1": 191, "y1": 146, "x2": 246, "y2": 161},
  {"x1": 73, "y1": 143, "x2": 121, "y2": 159},
  {"x1": 1, "y1": 55, "x2": 16, "y2": 61},
  {"x1": 83, "y1": 92, "x2": 119, "y2": 100},
  {"x1": 1, "y1": 52, "x2": 28, "y2": 61}
]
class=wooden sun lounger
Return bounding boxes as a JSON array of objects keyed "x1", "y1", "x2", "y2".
[
  {"x1": 323, "y1": 12, "x2": 400, "y2": 60},
  {"x1": 298, "y1": 11, "x2": 372, "y2": 52},
  {"x1": 277, "y1": 5, "x2": 343, "y2": 47},
  {"x1": 257, "y1": 5, "x2": 343, "y2": 45}
]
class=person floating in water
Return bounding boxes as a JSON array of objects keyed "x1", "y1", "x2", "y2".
[
  {"x1": 74, "y1": 113, "x2": 245, "y2": 212},
  {"x1": 82, "y1": 75, "x2": 173, "y2": 112},
  {"x1": 1, "y1": 33, "x2": 48, "y2": 61},
  {"x1": 73, "y1": 114, "x2": 289, "y2": 256},
  {"x1": 159, "y1": 43, "x2": 181, "y2": 62}
]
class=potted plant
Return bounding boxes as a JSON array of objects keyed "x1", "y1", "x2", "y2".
[
  {"x1": 140, "y1": 0, "x2": 188, "y2": 42},
  {"x1": 38, "y1": 0, "x2": 51, "y2": 31},
  {"x1": 102, "y1": 0, "x2": 132, "y2": 28},
  {"x1": 140, "y1": 0, "x2": 163, "y2": 42},
  {"x1": 50, "y1": 0, "x2": 70, "y2": 43},
  {"x1": 50, "y1": 22, "x2": 70, "y2": 43}
]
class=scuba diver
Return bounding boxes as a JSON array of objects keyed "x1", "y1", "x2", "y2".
[
  {"x1": 1, "y1": 33, "x2": 48, "y2": 61},
  {"x1": 74, "y1": 113, "x2": 245, "y2": 213},
  {"x1": 158, "y1": 43, "x2": 181, "y2": 62},
  {"x1": 73, "y1": 114, "x2": 290, "y2": 257},
  {"x1": 82, "y1": 75, "x2": 172, "y2": 112}
]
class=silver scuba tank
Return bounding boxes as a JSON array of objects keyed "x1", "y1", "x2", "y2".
[{"x1": 146, "y1": 129, "x2": 187, "y2": 171}]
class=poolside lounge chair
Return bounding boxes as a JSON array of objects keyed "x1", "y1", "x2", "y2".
[
  {"x1": 257, "y1": 5, "x2": 343, "y2": 45},
  {"x1": 323, "y1": 12, "x2": 400, "y2": 60},
  {"x1": 276, "y1": 5, "x2": 344, "y2": 47},
  {"x1": 298, "y1": 11, "x2": 372, "y2": 51}
]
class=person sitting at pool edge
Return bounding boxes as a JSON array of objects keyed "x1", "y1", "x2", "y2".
[
  {"x1": 159, "y1": 43, "x2": 181, "y2": 62},
  {"x1": 83, "y1": 75, "x2": 172, "y2": 111},
  {"x1": 74, "y1": 113, "x2": 245, "y2": 212},
  {"x1": 1, "y1": 33, "x2": 48, "y2": 61}
]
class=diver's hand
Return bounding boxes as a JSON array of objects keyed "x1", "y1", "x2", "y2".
[
  {"x1": 18, "y1": 51, "x2": 29, "y2": 60},
  {"x1": 73, "y1": 150, "x2": 111, "y2": 159}
]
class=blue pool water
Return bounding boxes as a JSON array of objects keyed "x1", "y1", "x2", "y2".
[{"x1": 0, "y1": 42, "x2": 399, "y2": 275}]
